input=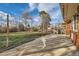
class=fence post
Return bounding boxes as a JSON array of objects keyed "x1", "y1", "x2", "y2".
[{"x1": 6, "y1": 14, "x2": 9, "y2": 47}]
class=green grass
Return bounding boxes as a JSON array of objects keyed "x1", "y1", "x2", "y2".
[{"x1": 0, "y1": 32, "x2": 49, "y2": 52}]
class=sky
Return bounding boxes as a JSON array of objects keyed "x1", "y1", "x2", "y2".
[{"x1": 0, "y1": 3, "x2": 63, "y2": 27}]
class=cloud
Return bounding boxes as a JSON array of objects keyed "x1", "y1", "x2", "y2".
[
  {"x1": 23, "y1": 3, "x2": 63, "y2": 26},
  {"x1": 28, "y1": 3, "x2": 61, "y2": 17},
  {"x1": 0, "y1": 11, "x2": 17, "y2": 26},
  {"x1": 27, "y1": 3, "x2": 63, "y2": 25},
  {"x1": 38, "y1": 3, "x2": 63, "y2": 24},
  {"x1": 32, "y1": 16, "x2": 41, "y2": 27},
  {"x1": 28, "y1": 3, "x2": 38, "y2": 12},
  {"x1": 38, "y1": 3, "x2": 58, "y2": 12},
  {"x1": 0, "y1": 11, "x2": 15, "y2": 21},
  {"x1": 0, "y1": 11, "x2": 7, "y2": 20},
  {"x1": 28, "y1": 3, "x2": 59, "y2": 14}
]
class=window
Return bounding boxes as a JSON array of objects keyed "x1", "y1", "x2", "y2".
[{"x1": 74, "y1": 15, "x2": 77, "y2": 32}]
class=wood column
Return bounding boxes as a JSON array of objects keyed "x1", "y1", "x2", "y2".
[
  {"x1": 76, "y1": 14, "x2": 79, "y2": 48},
  {"x1": 76, "y1": 6, "x2": 79, "y2": 48},
  {"x1": 66, "y1": 18, "x2": 71, "y2": 36}
]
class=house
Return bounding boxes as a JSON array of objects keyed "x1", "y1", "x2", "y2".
[{"x1": 60, "y1": 3, "x2": 79, "y2": 48}]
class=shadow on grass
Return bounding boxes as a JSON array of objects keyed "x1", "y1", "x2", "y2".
[{"x1": 0, "y1": 32, "x2": 50, "y2": 53}]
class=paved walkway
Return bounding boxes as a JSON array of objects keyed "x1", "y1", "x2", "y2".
[{"x1": 0, "y1": 34, "x2": 77, "y2": 56}]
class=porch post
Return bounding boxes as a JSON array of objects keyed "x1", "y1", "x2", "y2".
[
  {"x1": 76, "y1": 14, "x2": 79, "y2": 48},
  {"x1": 66, "y1": 18, "x2": 71, "y2": 36},
  {"x1": 76, "y1": 6, "x2": 79, "y2": 48},
  {"x1": 77, "y1": 15, "x2": 79, "y2": 32}
]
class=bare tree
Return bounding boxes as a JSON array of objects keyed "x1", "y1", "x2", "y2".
[
  {"x1": 21, "y1": 11, "x2": 32, "y2": 31},
  {"x1": 40, "y1": 11, "x2": 51, "y2": 33}
]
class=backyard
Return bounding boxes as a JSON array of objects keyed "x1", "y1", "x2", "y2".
[{"x1": 0, "y1": 32, "x2": 49, "y2": 53}]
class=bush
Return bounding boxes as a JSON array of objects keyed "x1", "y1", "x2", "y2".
[
  {"x1": 0, "y1": 27, "x2": 18, "y2": 33},
  {"x1": 0, "y1": 27, "x2": 7, "y2": 33},
  {"x1": 9, "y1": 27, "x2": 18, "y2": 32}
]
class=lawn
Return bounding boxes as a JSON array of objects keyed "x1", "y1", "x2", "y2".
[{"x1": 0, "y1": 32, "x2": 49, "y2": 53}]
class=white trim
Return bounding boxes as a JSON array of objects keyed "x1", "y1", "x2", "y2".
[
  {"x1": 72, "y1": 16, "x2": 77, "y2": 32},
  {"x1": 72, "y1": 20, "x2": 75, "y2": 31}
]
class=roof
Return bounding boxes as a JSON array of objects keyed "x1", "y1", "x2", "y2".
[{"x1": 60, "y1": 3, "x2": 79, "y2": 21}]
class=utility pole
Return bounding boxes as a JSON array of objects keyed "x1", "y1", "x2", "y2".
[{"x1": 6, "y1": 14, "x2": 9, "y2": 47}]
